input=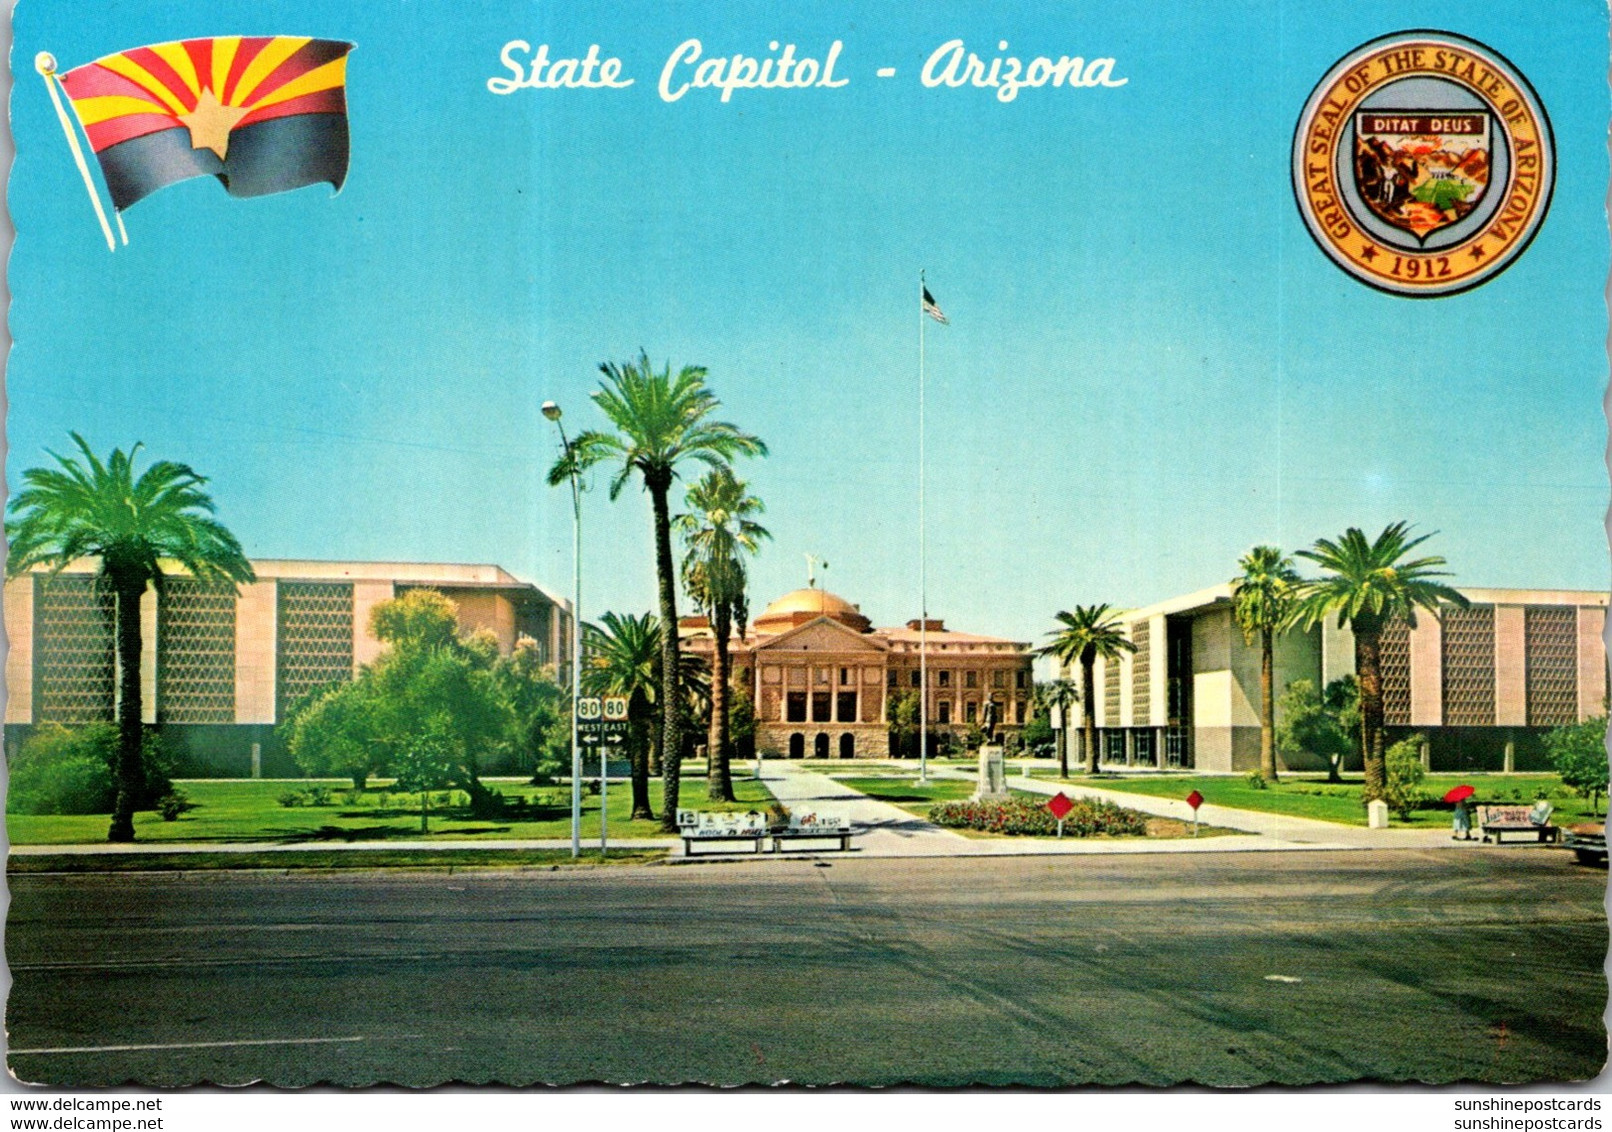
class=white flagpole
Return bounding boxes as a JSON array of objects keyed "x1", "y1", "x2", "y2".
[
  {"x1": 918, "y1": 270, "x2": 928, "y2": 785},
  {"x1": 36, "y1": 52, "x2": 117, "y2": 252}
]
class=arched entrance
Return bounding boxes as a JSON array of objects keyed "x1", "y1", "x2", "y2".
[
  {"x1": 788, "y1": 733, "x2": 804, "y2": 759},
  {"x1": 839, "y1": 733, "x2": 855, "y2": 759},
  {"x1": 814, "y1": 732, "x2": 830, "y2": 758}
]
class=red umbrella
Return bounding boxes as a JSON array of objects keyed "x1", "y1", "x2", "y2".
[{"x1": 1443, "y1": 784, "x2": 1476, "y2": 803}]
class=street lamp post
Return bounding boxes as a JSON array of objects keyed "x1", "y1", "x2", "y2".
[{"x1": 543, "y1": 400, "x2": 583, "y2": 859}]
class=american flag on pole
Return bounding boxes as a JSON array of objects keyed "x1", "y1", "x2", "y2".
[{"x1": 922, "y1": 285, "x2": 949, "y2": 325}]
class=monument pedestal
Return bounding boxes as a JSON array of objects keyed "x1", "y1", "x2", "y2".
[{"x1": 974, "y1": 745, "x2": 1009, "y2": 801}]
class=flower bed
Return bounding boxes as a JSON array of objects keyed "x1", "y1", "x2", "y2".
[{"x1": 928, "y1": 796, "x2": 1148, "y2": 837}]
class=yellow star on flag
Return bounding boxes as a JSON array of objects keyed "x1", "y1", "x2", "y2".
[{"x1": 177, "y1": 87, "x2": 249, "y2": 160}]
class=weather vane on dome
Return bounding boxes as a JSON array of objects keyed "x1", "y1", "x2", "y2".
[{"x1": 805, "y1": 553, "x2": 828, "y2": 589}]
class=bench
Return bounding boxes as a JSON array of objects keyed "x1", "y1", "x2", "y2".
[
  {"x1": 1478, "y1": 803, "x2": 1558, "y2": 845},
  {"x1": 769, "y1": 810, "x2": 857, "y2": 853},
  {"x1": 676, "y1": 809, "x2": 769, "y2": 856}
]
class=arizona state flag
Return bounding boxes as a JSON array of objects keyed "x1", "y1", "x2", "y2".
[{"x1": 55, "y1": 37, "x2": 353, "y2": 211}]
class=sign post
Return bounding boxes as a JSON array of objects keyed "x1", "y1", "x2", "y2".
[
  {"x1": 1186, "y1": 789, "x2": 1204, "y2": 837},
  {"x1": 578, "y1": 696, "x2": 604, "y2": 855},
  {"x1": 1047, "y1": 791, "x2": 1074, "y2": 839},
  {"x1": 600, "y1": 696, "x2": 629, "y2": 856}
]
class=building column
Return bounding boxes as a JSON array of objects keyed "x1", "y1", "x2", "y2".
[
  {"x1": 1504, "y1": 730, "x2": 1516, "y2": 774},
  {"x1": 4, "y1": 577, "x2": 35, "y2": 725},
  {"x1": 1493, "y1": 606, "x2": 1526, "y2": 727}
]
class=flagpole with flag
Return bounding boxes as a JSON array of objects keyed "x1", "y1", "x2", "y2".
[{"x1": 917, "y1": 274, "x2": 948, "y2": 785}]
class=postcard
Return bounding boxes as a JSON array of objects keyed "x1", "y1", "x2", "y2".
[{"x1": 4, "y1": 0, "x2": 1608, "y2": 1090}]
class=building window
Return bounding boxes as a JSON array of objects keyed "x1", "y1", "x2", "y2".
[
  {"x1": 786, "y1": 692, "x2": 807, "y2": 722},
  {"x1": 938, "y1": 669, "x2": 951, "y2": 687},
  {"x1": 992, "y1": 670, "x2": 1007, "y2": 689},
  {"x1": 33, "y1": 574, "x2": 115, "y2": 724},
  {"x1": 815, "y1": 667, "x2": 830, "y2": 686},
  {"x1": 840, "y1": 667, "x2": 851, "y2": 685},
  {"x1": 1104, "y1": 730, "x2": 1126, "y2": 764},
  {"x1": 938, "y1": 700, "x2": 952, "y2": 724},
  {"x1": 1134, "y1": 729, "x2": 1156, "y2": 766},
  {"x1": 836, "y1": 691, "x2": 857, "y2": 722},
  {"x1": 157, "y1": 579, "x2": 237, "y2": 723},
  {"x1": 812, "y1": 691, "x2": 832, "y2": 722},
  {"x1": 910, "y1": 670, "x2": 921, "y2": 687},
  {"x1": 1442, "y1": 605, "x2": 1496, "y2": 727},
  {"x1": 965, "y1": 701, "x2": 977, "y2": 723},
  {"x1": 1014, "y1": 700, "x2": 1025, "y2": 724},
  {"x1": 888, "y1": 669, "x2": 898, "y2": 688},
  {"x1": 965, "y1": 670, "x2": 977, "y2": 689},
  {"x1": 276, "y1": 581, "x2": 354, "y2": 721},
  {"x1": 1525, "y1": 606, "x2": 1579, "y2": 727}
]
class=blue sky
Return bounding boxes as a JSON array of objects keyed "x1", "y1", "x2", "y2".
[{"x1": 9, "y1": 0, "x2": 1609, "y2": 648}]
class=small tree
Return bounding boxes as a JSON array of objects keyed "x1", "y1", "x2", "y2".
[
  {"x1": 1382, "y1": 736, "x2": 1427, "y2": 821},
  {"x1": 1545, "y1": 716, "x2": 1608, "y2": 816},
  {"x1": 393, "y1": 723, "x2": 458, "y2": 832},
  {"x1": 287, "y1": 681, "x2": 386, "y2": 789},
  {"x1": 1276, "y1": 678, "x2": 1356, "y2": 783},
  {"x1": 886, "y1": 688, "x2": 920, "y2": 758}
]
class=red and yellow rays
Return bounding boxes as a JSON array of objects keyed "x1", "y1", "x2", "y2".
[{"x1": 58, "y1": 37, "x2": 351, "y2": 160}]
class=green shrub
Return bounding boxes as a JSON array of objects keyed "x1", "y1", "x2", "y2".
[
  {"x1": 1245, "y1": 771, "x2": 1268, "y2": 790},
  {"x1": 278, "y1": 790, "x2": 307, "y2": 808},
  {"x1": 307, "y1": 786, "x2": 334, "y2": 807},
  {"x1": 7, "y1": 723, "x2": 172, "y2": 815},
  {"x1": 1383, "y1": 737, "x2": 1428, "y2": 821},
  {"x1": 928, "y1": 796, "x2": 1147, "y2": 837},
  {"x1": 157, "y1": 791, "x2": 193, "y2": 821}
]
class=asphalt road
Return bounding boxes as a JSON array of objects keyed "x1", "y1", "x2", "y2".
[{"x1": 6, "y1": 850, "x2": 1607, "y2": 1087}]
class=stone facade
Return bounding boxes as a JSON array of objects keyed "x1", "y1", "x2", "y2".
[
  {"x1": 1059, "y1": 584, "x2": 1609, "y2": 774},
  {"x1": 680, "y1": 588, "x2": 1034, "y2": 759},
  {"x1": 4, "y1": 559, "x2": 571, "y2": 775}
]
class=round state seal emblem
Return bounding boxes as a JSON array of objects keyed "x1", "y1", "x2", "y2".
[{"x1": 1292, "y1": 31, "x2": 1554, "y2": 297}]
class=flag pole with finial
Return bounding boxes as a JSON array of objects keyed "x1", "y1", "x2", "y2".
[
  {"x1": 918, "y1": 268, "x2": 929, "y2": 785},
  {"x1": 36, "y1": 51, "x2": 118, "y2": 251}
]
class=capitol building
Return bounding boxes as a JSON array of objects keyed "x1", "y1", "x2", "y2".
[{"x1": 679, "y1": 587, "x2": 1035, "y2": 759}]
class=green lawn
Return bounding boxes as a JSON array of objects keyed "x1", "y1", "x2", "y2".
[
  {"x1": 6, "y1": 775, "x2": 777, "y2": 846},
  {"x1": 1039, "y1": 771, "x2": 1600, "y2": 828}
]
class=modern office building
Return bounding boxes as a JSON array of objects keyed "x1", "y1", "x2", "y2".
[
  {"x1": 679, "y1": 586, "x2": 1035, "y2": 759},
  {"x1": 3, "y1": 559, "x2": 571, "y2": 775},
  {"x1": 1055, "y1": 584, "x2": 1609, "y2": 774}
]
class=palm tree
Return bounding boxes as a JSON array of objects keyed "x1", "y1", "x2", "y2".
[
  {"x1": 1231, "y1": 545, "x2": 1302, "y2": 784},
  {"x1": 583, "y1": 611, "x2": 662, "y2": 820},
  {"x1": 548, "y1": 356, "x2": 765, "y2": 831},
  {"x1": 1036, "y1": 606, "x2": 1136, "y2": 775},
  {"x1": 5, "y1": 434, "x2": 254, "y2": 842},
  {"x1": 1293, "y1": 523, "x2": 1467, "y2": 802},
  {"x1": 676, "y1": 467, "x2": 770, "y2": 802},
  {"x1": 1035, "y1": 678, "x2": 1081, "y2": 778}
]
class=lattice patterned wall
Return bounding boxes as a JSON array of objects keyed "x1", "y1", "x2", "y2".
[
  {"x1": 276, "y1": 582, "x2": 354, "y2": 718},
  {"x1": 33, "y1": 575, "x2": 115, "y2": 724},
  {"x1": 158, "y1": 579, "x2": 237, "y2": 723},
  {"x1": 1525, "y1": 606, "x2": 1578, "y2": 727},
  {"x1": 1104, "y1": 652, "x2": 1120, "y2": 725},
  {"x1": 1379, "y1": 615, "x2": 1411, "y2": 726},
  {"x1": 1442, "y1": 605, "x2": 1496, "y2": 727},
  {"x1": 1130, "y1": 620, "x2": 1151, "y2": 722}
]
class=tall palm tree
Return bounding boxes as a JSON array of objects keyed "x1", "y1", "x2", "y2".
[
  {"x1": 550, "y1": 355, "x2": 766, "y2": 830},
  {"x1": 676, "y1": 467, "x2": 770, "y2": 802},
  {"x1": 1035, "y1": 678, "x2": 1081, "y2": 778},
  {"x1": 582, "y1": 611, "x2": 662, "y2": 820},
  {"x1": 1231, "y1": 545, "x2": 1302, "y2": 784},
  {"x1": 1293, "y1": 523, "x2": 1467, "y2": 802},
  {"x1": 1036, "y1": 606, "x2": 1136, "y2": 775},
  {"x1": 6, "y1": 434, "x2": 254, "y2": 842}
]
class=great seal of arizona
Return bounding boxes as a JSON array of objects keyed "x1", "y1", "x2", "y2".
[{"x1": 1292, "y1": 30, "x2": 1553, "y2": 297}]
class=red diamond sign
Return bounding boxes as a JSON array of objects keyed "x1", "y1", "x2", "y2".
[
  {"x1": 1186, "y1": 790, "x2": 1204, "y2": 810},
  {"x1": 1047, "y1": 792, "x2": 1074, "y2": 820}
]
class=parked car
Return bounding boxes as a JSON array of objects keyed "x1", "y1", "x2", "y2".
[{"x1": 1562, "y1": 819, "x2": 1607, "y2": 866}]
